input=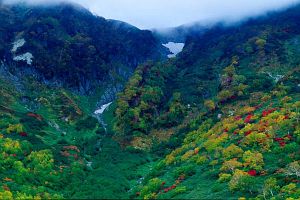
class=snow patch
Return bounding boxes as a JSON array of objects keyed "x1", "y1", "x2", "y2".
[
  {"x1": 94, "y1": 102, "x2": 112, "y2": 115},
  {"x1": 12, "y1": 39, "x2": 26, "y2": 53},
  {"x1": 163, "y1": 42, "x2": 185, "y2": 58},
  {"x1": 266, "y1": 72, "x2": 284, "y2": 83},
  {"x1": 13, "y1": 53, "x2": 34, "y2": 65}
]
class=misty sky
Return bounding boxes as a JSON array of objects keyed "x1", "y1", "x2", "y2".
[{"x1": 5, "y1": 0, "x2": 300, "y2": 29}]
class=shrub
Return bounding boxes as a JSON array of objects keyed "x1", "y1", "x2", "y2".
[
  {"x1": 242, "y1": 150, "x2": 264, "y2": 171},
  {"x1": 75, "y1": 116, "x2": 98, "y2": 131},
  {"x1": 140, "y1": 178, "x2": 163, "y2": 198},
  {"x1": 20, "y1": 115, "x2": 47, "y2": 131},
  {"x1": 218, "y1": 173, "x2": 232, "y2": 182},
  {"x1": 204, "y1": 100, "x2": 216, "y2": 111},
  {"x1": 173, "y1": 165, "x2": 196, "y2": 178}
]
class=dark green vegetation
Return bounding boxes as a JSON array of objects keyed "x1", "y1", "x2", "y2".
[
  {"x1": 1, "y1": 1, "x2": 300, "y2": 200},
  {"x1": 0, "y1": 2, "x2": 167, "y2": 93}
]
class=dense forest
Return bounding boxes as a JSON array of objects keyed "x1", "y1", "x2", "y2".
[{"x1": 0, "y1": 1, "x2": 299, "y2": 199}]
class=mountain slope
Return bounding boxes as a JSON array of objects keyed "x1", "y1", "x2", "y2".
[
  {"x1": 113, "y1": 4, "x2": 300, "y2": 199},
  {"x1": 0, "y1": 2, "x2": 300, "y2": 200},
  {"x1": 0, "y1": 2, "x2": 167, "y2": 199},
  {"x1": 0, "y1": 2, "x2": 167, "y2": 93}
]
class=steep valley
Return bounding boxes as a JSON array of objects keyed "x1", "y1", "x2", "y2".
[{"x1": 0, "y1": 1, "x2": 300, "y2": 200}]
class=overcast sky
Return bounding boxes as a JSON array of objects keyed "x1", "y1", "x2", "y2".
[{"x1": 4, "y1": 0, "x2": 300, "y2": 29}]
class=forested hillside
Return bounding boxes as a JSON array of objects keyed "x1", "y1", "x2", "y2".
[
  {"x1": 0, "y1": 1, "x2": 166, "y2": 199},
  {"x1": 0, "y1": 1, "x2": 299, "y2": 200},
  {"x1": 114, "y1": 5, "x2": 300, "y2": 199}
]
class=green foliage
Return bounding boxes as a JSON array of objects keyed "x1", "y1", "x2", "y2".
[
  {"x1": 2, "y1": 2, "x2": 300, "y2": 200},
  {"x1": 114, "y1": 62, "x2": 186, "y2": 141},
  {"x1": 242, "y1": 150, "x2": 264, "y2": 171},
  {"x1": 140, "y1": 178, "x2": 163, "y2": 199},
  {"x1": 75, "y1": 116, "x2": 98, "y2": 131}
]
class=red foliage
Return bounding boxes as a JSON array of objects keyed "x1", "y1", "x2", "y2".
[
  {"x1": 279, "y1": 141, "x2": 286, "y2": 147},
  {"x1": 234, "y1": 116, "x2": 242, "y2": 120},
  {"x1": 244, "y1": 114, "x2": 254, "y2": 123},
  {"x1": 171, "y1": 185, "x2": 176, "y2": 189},
  {"x1": 248, "y1": 170, "x2": 257, "y2": 176},
  {"x1": 262, "y1": 108, "x2": 276, "y2": 117},
  {"x1": 284, "y1": 115, "x2": 289, "y2": 120},
  {"x1": 19, "y1": 132, "x2": 28, "y2": 137},
  {"x1": 224, "y1": 128, "x2": 229, "y2": 132},
  {"x1": 230, "y1": 95, "x2": 237, "y2": 100},
  {"x1": 60, "y1": 151, "x2": 71, "y2": 157},
  {"x1": 2, "y1": 185, "x2": 10, "y2": 191},
  {"x1": 161, "y1": 181, "x2": 166, "y2": 185},
  {"x1": 27, "y1": 112, "x2": 43, "y2": 121},
  {"x1": 244, "y1": 130, "x2": 252, "y2": 136},
  {"x1": 274, "y1": 138, "x2": 284, "y2": 141},
  {"x1": 63, "y1": 145, "x2": 80, "y2": 152},
  {"x1": 162, "y1": 183, "x2": 178, "y2": 193},
  {"x1": 274, "y1": 137, "x2": 287, "y2": 147}
]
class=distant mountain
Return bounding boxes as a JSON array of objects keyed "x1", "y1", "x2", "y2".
[{"x1": 0, "y1": 2, "x2": 167, "y2": 93}]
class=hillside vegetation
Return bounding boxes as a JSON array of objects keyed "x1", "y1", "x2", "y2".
[
  {"x1": 0, "y1": 2, "x2": 300, "y2": 200},
  {"x1": 114, "y1": 5, "x2": 300, "y2": 199}
]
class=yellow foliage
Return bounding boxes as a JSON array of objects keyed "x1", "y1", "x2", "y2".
[
  {"x1": 196, "y1": 155, "x2": 208, "y2": 165},
  {"x1": 209, "y1": 160, "x2": 219, "y2": 167},
  {"x1": 165, "y1": 154, "x2": 176, "y2": 165},
  {"x1": 229, "y1": 169, "x2": 249, "y2": 191},
  {"x1": 238, "y1": 106, "x2": 256, "y2": 115},
  {"x1": 261, "y1": 95, "x2": 271, "y2": 102},
  {"x1": 0, "y1": 191, "x2": 13, "y2": 200},
  {"x1": 2, "y1": 138, "x2": 21, "y2": 153},
  {"x1": 6, "y1": 124, "x2": 23, "y2": 134},
  {"x1": 243, "y1": 132, "x2": 270, "y2": 150},
  {"x1": 203, "y1": 133, "x2": 228, "y2": 153},
  {"x1": 222, "y1": 144, "x2": 244, "y2": 159},
  {"x1": 242, "y1": 150, "x2": 264, "y2": 171},
  {"x1": 218, "y1": 173, "x2": 232, "y2": 182},
  {"x1": 204, "y1": 100, "x2": 216, "y2": 111},
  {"x1": 181, "y1": 150, "x2": 194, "y2": 161},
  {"x1": 221, "y1": 158, "x2": 243, "y2": 173}
]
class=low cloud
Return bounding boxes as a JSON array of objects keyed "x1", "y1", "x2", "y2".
[{"x1": 3, "y1": 0, "x2": 300, "y2": 29}]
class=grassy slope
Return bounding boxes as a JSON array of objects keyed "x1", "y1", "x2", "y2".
[
  {"x1": 136, "y1": 92, "x2": 300, "y2": 199},
  {"x1": 0, "y1": 76, "x2": 155, "y2": 199}
]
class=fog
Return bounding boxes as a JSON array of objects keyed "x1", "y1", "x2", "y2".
[{"x1": 3, "y1": 0, "x2": 300, "y2": 29}]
